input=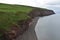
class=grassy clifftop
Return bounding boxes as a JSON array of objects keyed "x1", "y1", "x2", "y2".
[
  {"x1": 0, "y1": 3, "x2": 34, "y2": 30},
  {"x1": 0, "y1": 3, "x2": 55, "y2": 39},
  {"x1": 0, "y1": 3, "x2": 47, "y2": 30},
  {"x1": 0, "y1": 3, "x2": 35, "y2": 38}
]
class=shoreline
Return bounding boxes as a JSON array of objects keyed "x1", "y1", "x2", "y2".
[{"x1": 16, "y1": 17, "x2": 39, "y2": 40}]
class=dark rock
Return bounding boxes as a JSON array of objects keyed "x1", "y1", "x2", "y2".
[{"x1": 28, "y1": 8, "x2": 55, "y2": 18}]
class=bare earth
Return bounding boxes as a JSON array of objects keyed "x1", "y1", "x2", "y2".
[{"x1": 16, "y1": 17, "x2": 39, "y2": 40}]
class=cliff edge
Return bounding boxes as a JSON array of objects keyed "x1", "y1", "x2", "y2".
[
  {"x1": 0, "y1": 3, "x2": 55, "y2": 40},
  {"x1": 16, "y1": 9, "x2": 55, "y2": 40},
  {"x1": 28, "y1": 8, "x2": 55, "y2": 18}
]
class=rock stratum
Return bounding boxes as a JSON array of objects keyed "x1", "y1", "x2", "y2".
[{"x1": 0, "y1": 3, "x2": 55, "y2": 40}]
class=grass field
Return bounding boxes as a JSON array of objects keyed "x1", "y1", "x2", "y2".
[
  {"x1": 0, "y1": 3, "x2": 33, "y2": 13},
  {"x1": 0, "y1": 3, "x2": 34, "y2": 30},
  {"x1": 0, "y1": 3, "x2": 48, "y2": 38}
]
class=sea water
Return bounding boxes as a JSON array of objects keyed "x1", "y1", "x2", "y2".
[{"x1": 35, "y1": 14, "x2": 60, "y2": 40}]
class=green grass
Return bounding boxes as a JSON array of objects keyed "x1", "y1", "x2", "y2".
[
  {"x1": 0, "y1": 3, "x2": 33, "y2": 31},
  {"x1": 0, "y1": 12, "x2": 29, "y2": 30},
  {"x1": 0, "y1": 3, "x2": 33, "y2": 13}
]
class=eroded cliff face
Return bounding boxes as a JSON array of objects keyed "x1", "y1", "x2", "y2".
[
  {"x1": 28, "y1": 8, "x2": 55, "y2": 18},
  {"x1": 2, "y1": 8, "x2": 55, "y2": 40}
]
